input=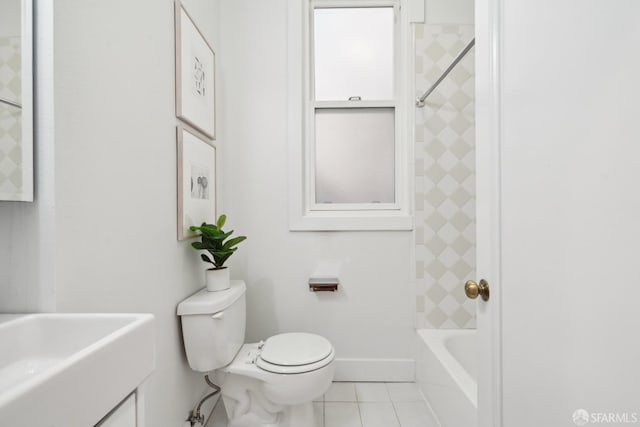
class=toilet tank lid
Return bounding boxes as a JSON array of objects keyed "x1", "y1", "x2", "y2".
[{"x1": 177, "y1": 280, "x2": 246, "y2": 316}]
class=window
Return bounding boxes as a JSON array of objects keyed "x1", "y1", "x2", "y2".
[{"x1": 287, "y1": 0, "x2": 412, "y2": 230}]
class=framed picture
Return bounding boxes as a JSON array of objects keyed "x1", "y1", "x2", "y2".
[
  {"x1": 177, "y1": 126, "x2": 216, "y2": 240},
  {"x1": 175, "y1": 1, "x2": 216, "y2": 139}
]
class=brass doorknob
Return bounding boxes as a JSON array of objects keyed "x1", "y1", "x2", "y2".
[{"x1": 465, "y1": 279, "x2": 490, "y2": 301}]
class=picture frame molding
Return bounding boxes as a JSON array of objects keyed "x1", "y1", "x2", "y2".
[
  {"x1": 174, "y1": 0, "x2": 216, "y2": 139},
  {"x1": 176, "y1": 124, "x2": 217, "y2": 241}
]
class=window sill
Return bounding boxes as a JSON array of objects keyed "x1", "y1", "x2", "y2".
[{"x1": 289, "y1": 211, "x2": 413, "y2": 231}]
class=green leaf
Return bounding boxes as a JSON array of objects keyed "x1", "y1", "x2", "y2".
[
  {"x1": 216, "y1": 214, "x2": 227, "y2": 229},
  {"x1": 212, "y1": 248, "x2": 236, "y2": 266},
  {"x1": 222, "y1": 235, "x2": 247, "y2": 250},
  {"x1": 207, "y1": 230, "x2": 233, "y2": 242},
  {"x1": 199, "y1": 224, "x2": 221, "y2": 236},
  {"x1": 200, "y1": 253, "x2": 214, "y2": 264},
  {"x1": 191, "y1": 242, "x2": 206, "y2": 250}
]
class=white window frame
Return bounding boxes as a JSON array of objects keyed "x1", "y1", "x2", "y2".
[{"x1": 287, "y1": 0, "x2": 413, "y2": 231}]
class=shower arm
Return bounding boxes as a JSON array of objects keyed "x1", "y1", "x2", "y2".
[{"x1": 415, "y1": 38, "x2": 475, "y2": 108}]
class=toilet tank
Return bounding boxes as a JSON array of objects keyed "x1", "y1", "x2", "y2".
[{"x1": 177, "y1": 280, "x2": 246, "y2": 372}]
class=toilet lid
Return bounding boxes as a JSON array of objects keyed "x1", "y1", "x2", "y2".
[
  {"x1": 259, "y1": 333, "x2": 333, "y2": 367},
  {"x1": 256, "y1": 348, "x2": 334, "y2": 374}
]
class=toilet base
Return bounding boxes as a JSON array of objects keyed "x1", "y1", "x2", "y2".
[
  {"x1": 279, "y1": 403, "x2": 316, "y2": 427},
  {"x1": 218, "y1": 372, "x2": 319, "y2": 427}
]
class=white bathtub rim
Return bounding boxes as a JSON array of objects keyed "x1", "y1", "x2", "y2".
[{"x1": 417, "y1": 328, "x2": 477, "y2": 408}]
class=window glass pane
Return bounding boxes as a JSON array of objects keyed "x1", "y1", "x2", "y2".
[
  {"x1": 315, "y1": 108, "x2": 395, "y2": 204},
  {"x1": 313, "y1": 7, "x2": 394, "y2": 101}
]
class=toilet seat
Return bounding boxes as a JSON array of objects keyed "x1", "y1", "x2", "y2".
[{"x1": 256, "y1": 333, "x2": 335, "y2": 374}]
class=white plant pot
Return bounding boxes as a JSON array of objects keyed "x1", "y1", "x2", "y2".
[{"x1": 206, "y1": 268, "x2": 230, "y2": 292}]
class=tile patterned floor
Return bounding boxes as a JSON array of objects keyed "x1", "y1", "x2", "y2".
[{"x1": 207, "y1": 382, "x2": 439, "y2": 427}]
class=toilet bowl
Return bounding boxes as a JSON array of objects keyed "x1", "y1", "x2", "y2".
[{"x1": 177, "y1": 281, "x2": 335, "y2": 427}]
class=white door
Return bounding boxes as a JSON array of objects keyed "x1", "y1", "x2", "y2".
[{"x1": 475, "y1": 1, "x2": 640, "y2": 426}]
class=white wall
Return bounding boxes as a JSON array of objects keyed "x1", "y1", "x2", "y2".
[
  {"x1": 219, "y1": 0, "x2": 415, "y2": 380},
  {"x1": 425, "y1": 0, "x2": 474, "y2": 24},
  {"x1": 50, "y1": 0, "x2": 220, "y2": 425},
  {"x1": 0, "y1": 190, "x2": 55, "y2": 313}
]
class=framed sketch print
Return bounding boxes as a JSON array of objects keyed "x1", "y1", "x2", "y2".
[
  {"x1": 175, "y1": 1, "x2": 216, "y2": 139},
  {"x1": 177, "y1": 126, "x2": 216, "y2": 240}
]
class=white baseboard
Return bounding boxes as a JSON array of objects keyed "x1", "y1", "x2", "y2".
[{"x1": 333, "y1": 358, "x2": 415, "y2": 382}]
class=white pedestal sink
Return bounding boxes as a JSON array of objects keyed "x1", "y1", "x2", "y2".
[{"x1": 0, "y1": 313, "x2": 155, "y2": 426}]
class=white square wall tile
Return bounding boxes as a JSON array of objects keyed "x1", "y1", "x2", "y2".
[
  {"x1": 355, "y1": 383, "x2": 391, "y2": 402},
  {"x1": 325, "y1": 382, "x2": 357, "y2": 402},
  {"x1": 325, "y1": 402, "x2": 362, "y2": 427},
  {"x1": 386, "y1": 383, "x2": 423, "y2": 402},
  {"x1": 359, "y1": 402, "x2": 400, "y2": 427},
  {"x1": 393, "y1": 401, "x2": 439, "y2": 427}
]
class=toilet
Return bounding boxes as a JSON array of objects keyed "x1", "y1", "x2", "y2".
[{"x1": 177, "y1": 280, "x2": 335, "y2": 427}]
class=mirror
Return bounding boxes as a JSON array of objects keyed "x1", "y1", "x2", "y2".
[{"x1": 0, "y1": 0, "x2": 33, "y2": 201}]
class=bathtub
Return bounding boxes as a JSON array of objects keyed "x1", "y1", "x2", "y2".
[{"x1": 416, "y1": 329, "x2": 477, "y2": 427}]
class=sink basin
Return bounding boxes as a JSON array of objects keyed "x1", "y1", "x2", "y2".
[{"x1": 0, "y1": 313, "x2": 155, "y2": 426}]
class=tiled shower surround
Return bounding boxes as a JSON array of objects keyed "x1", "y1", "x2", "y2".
[{"x1": 414, "y1": 24, "x2": 476, "y2": 329}]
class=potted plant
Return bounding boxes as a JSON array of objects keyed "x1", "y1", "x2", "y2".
[{"x1": 190, "y1": 214, "x2": 247, "y2": 291}]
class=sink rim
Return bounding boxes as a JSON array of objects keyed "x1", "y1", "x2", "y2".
[{"x1": 0, "y1": 313, "x2": 154, "y2": 406}]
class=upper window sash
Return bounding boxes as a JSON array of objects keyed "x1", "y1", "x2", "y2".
[{"x1": 310, "y1": 1, "x2": 400, "y2": 101}]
